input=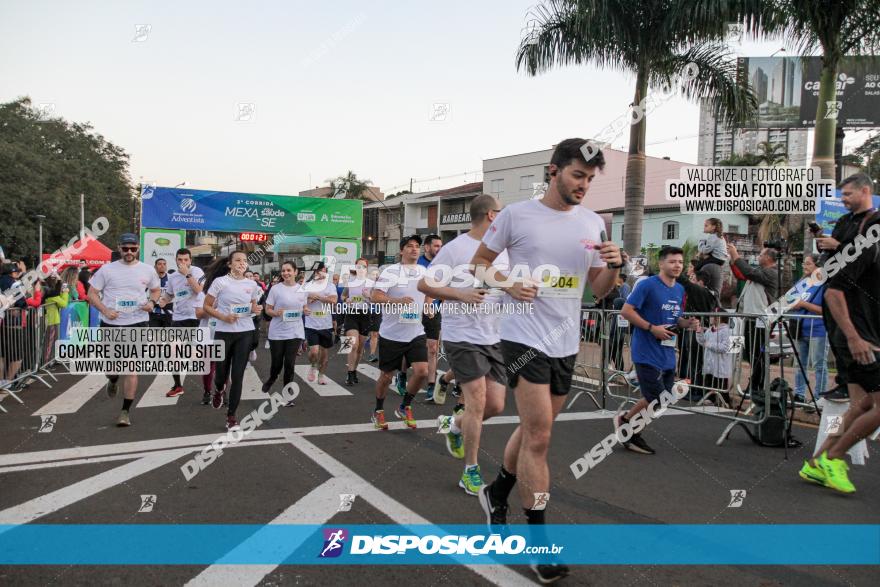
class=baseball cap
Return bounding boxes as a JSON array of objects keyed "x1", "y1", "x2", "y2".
[{"x1": 118, "y1": 233, "x2": 139, "y2": 245}]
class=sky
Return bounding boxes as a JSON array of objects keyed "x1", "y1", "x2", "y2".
[{"x1": 1, "y1": 0, "x2": 872, "y2": 197}]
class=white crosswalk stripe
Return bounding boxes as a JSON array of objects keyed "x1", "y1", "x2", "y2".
[
  {"x1": 31, "y1": 374, "x2": 107, "y2": 416},
  {"x1": 293, "y1": 365, "x2": 352, "y2": 396},
  {"x1": 137, "y1": 374, "x2": 186, "y2": 408},
  {"x1": 240, "y1": 364, "x2": 266, "y2": 400}
]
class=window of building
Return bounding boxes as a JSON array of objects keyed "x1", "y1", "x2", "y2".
[
  {"x1": 420, "y1": 206, "x2": 429, "y2": 220},
  {"x1": 519, "y1": 175, "x2": 535, "y2": 191},
  {"x1": 490, "y1": 179, "x2": 503, "y2": 195},
  {"x1": 663, "y1": 221, "x2": 678, "y2": 240}
]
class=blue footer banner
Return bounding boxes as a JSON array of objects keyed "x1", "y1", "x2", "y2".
[{"x1": 1, "y1": 525, "x2": 878, "y2": 565}]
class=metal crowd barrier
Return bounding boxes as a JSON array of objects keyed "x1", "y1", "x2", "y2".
[
  {"x1": 571, "y1": 307, "x2": 826, "y2": 448},
  {"x1": 0, "y1": 305, "x2": 48, "y2": 410}
]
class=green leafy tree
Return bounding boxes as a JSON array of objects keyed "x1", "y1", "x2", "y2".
[
  {"x1": 328, "y1": 171, "x2": 376, "y2": 201},
  {"x1": 517, "y1": 0, "x2": 758, "y2": 255},
  {"x1": 0, "y1": 97, "x2": 133, "y2": 264}
]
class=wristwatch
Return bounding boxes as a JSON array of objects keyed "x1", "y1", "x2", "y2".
[
  {"x1": 644, "y1": 323, "x2": 653, "y2": 332},
  {"x1": 609, "y1": 262, "x2": 625, "y2": 269}
]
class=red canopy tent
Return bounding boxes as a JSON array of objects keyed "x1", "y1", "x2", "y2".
[{"x1": 41, "y1": 238, "x2": 112, "y2": 272}]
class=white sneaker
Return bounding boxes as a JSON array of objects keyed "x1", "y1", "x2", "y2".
[
  {"x1": 264, "y1": 340, "x2": 270, "y2": 350},
  {"x1": 318, "y1": 374, "x2": 327, "y2": 385},
  {"x1": 308, "y1": 368, "x2": 317, "y2": 382},
  {"x1": 249, "y1": 350, "x2": 257, "y2": 362}
]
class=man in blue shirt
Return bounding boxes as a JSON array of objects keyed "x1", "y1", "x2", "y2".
[{"x1": 620, "y1": 246, "x2": 699, "y2": 455}]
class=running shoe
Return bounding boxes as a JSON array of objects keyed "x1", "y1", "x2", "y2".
[
  {"x1": 798, "y1": 459, "x2": 826, "y2": 486},
  {"x1": 371, "y1": 409, "x2": 388, "y2": 431},
  {"x1": 352, "y1": 371, "x2": 359, "y2": 383},
  {"x1": 438, "y1": 415, "x2": 464, "y2": 458},
  {"x1": 821, "y1": 385, "x2": 849, "y2": 402},
  {"x1": 166, "y1": 386, "x2": 184, "y2": 398},
  {"x1": 530, "y1": 563, "x2": 570, "y2": 584},
  {"x1": 453, "y1": 403, "x2": 465, "y2": 417},
  {"x1": 262, "y1": 378, "x2": 275, "y2": 393},
  {"x1": 226, "y1": 416, "x2": 241, "y2": 431},
  {"x1": 430, "y1": 378, "x2": 449, "y2": 405},
  {"x1": 346, "y1": 371, "x2": 356, "y2": 386},
  {"x1": 105, "y1": 378, "x2": 118, "y2": 398},
  {"x1": 116, "y1": 409, "x2": 131, "y2": 427},
  {"x1": 817, "y1": 451, "x2": 855, "y2": 494},
  {"x1": 211, "y1": 387, "x2": 224, "y2": 410},
  {"x1": 478, "y1": 483, "x2": 508, "y2": 526},
  {"x1": 451, "y1": 383, "x2": 462, "y2": 398},
  {"x1": 459, "y1": 465, "x2": 483, "y2": 496},
  {"x1": 395, "y1": 372, "x2": 408, "y2": 396},
  {"x1": 627, "y1": 433, "x2": 655, "y2": 455},
  {"x1": 307, "y1": 367, "x2": 317, "y2": 382},
  {"x1": 201, "y1": 390, "x2": 211, "y2": 405},
  {"x1": 395, "y1": 404, "x2": 417, "y2": 429},
  {"x1": 248, "y1": 350, "x2": 257, "y2": 362},
  {"x1": 318, "y1": 374, "x2": 327, "y2": 385}
]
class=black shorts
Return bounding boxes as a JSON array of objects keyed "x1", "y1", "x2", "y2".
[
  {"x1": 445, "y1": 341, "x2": 507, "y2": 386},
  {"x1": 831, "y1": 345, "x2": 880, "y2": 394},
  {"x1": 379, "y1": 335, "x2": 428, "y2": 373},
  {"x1": 369, "y1": 312, "x2": 381, "y2": 333},
  {"x1": 343, "y1": 313, "x2": 372, "y2": 336},
  {"x1": 171, "y1": 318, "x2": 199, "y2": 328},
  {"x1": 305, "y1": 327, "x2": 334, "y2": 349},
  {"x1": 422, "y1": 311, "x2": 441, "y2": 340},
  {"x1": 148, "y1": 313, "x2": 172, "y2": 328},
  {"x1": 100, "y1": 321, "x2": 149, "y2": 328},
  {"x1": 501, "y1": 339, "x2": 575, "y2": 396}
]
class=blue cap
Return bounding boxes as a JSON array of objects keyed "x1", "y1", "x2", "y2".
[{"x1": 119, "y1": 233, "x2": 139, "y2": 245}]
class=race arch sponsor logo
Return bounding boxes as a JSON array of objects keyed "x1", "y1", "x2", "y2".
[
  {"x1": 181, "y1": 198, "x2": 197, "y2": 213},
  {"x1": 298, "y1": 212, "x2": 316, "y2": 222}
]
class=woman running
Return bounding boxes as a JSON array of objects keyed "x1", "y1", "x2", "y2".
[
  {"x1": 262, "y1": 261, "x2": 309, "y2": 404},
  {"x1": 202, "y1": 251, "x2": 263, "y2": 430},
  {"x1": 303, "y1": 261, "x2": 338, "y2": 384}
]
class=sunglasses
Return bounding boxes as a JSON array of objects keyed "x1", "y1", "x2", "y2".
[{"x1": 120, "y1": 246, "x2": 139, "y2": 252}]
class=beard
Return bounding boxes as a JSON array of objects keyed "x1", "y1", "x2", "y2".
[{"x1": 557, "y1": 181, "x2": 584, "y2": 206}]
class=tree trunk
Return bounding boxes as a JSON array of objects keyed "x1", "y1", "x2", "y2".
[
  {"x1": 622, "y1": 65, "x2": 649, "y2": 256},
  {"x1": 805, "y1": 58, "x2": 839, "y2": 254}
]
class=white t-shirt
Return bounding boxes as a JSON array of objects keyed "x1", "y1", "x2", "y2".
[
  {"x1": 482, "y1": 199, "x2": 605, "y2": 357},
  {"x1": 303, "y1": 278, "x2": 336, "y2": 331},
  {"x1": 265, "y1": 282, "x2": 308, "y2": 340},
  {"x1": 89, "y1": 260, "x2": 161, "y2": 326},
  {"x1": 206, "y1": 275, "x2": 262, "y2": 333},
  {"x1": 165, "y1": 266, "x2": 205, "y2": 321},
  {"x1": 428, "y1": 233, "x2": 509, "y2": 345},
  {"x1": 375, "y1": 263, "x2": 426, "y2": 343},
  {"x1": 193, "y1": 292, "x2": 217, "y2": 341},
  {"x1": 343, "y1": 274, "x2": 371, "y2": 311}
]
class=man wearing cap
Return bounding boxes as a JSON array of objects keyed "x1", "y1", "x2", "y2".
[{"x1": 87, "y1": 233, "x2": 161, "y2": 427}]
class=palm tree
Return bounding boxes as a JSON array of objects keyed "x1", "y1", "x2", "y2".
[
  {"x1": 328, "y1": 171, "x2": 376, "y2": 201},
  {"x1": 516, "y1": 0, "x2": 758, "y2": 255},
  {"x1": 754, "y1": 141, "x2": 788, "y2": 166}
]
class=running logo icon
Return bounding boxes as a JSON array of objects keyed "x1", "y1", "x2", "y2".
[
  {"x1": 338, "y1": 336, "x2": 355, "y2": 355},
  {"x1": 825, "y1": 415, "x2": 843, "y2": 434},
  {"x1": 727, "y1": 490, "x2": 746, "y2": 508},
  {"x1": 138, "y1": 495, "x2": 156, "y2": 513},
  {"x1": 38, "y1": 415, "x2": 57, "y2": 433},
  {"x1": 532, "y1": 493, "x2": 550, "y2": 511},
  {"x1": 319, "y1": 528, "x2": 348, "y2": 558}
]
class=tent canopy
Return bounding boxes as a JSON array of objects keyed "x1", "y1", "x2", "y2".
[{"x1": 41, "y1": 238, "x2": 112, "y2": 271}]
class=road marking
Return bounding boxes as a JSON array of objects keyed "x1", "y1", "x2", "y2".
[
  {"x1": 184, "y1": 477, "x2": 347, "y2": 586},
  {"x1": 137, "y1": 374, "x2": 183, "y2": 408},
  {"x1": 294, "y1": 365, "x2": 352, "y2": 396},
  {"x1": 356, "y1": 364, "x2": 444, "y2": 395},
  {"x1": 0, "y1": 408, "x2": 713, "y2": 471},
  {"x1": 240, "y1": 364, "x2": 265, "y2": 400},
  {"x1": 0, "y1": 448, "x2": 191, "y2": 524},
  {"x1": 287, "y1": 434, "x2": 536, "y2": 586},
  {"x1": 32, "y1": 374, "x2": 106, "y2": 416}
]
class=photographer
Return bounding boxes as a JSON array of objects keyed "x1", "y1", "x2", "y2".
[
  {"x1": 815, "y1": 173, "x2": 877, "y2": 402},
  {"x1": 727, "y1": 244, "x2": 779, "y2": 392}
]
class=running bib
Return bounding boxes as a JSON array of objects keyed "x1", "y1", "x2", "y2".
[
  {"x1": 175, "y1": 288, "x2": 192, "y2": 301},
  {"x1": 231, "y1": 304, "x2": 251, "y2": 317},
  {"x1": 661, "y1": 334, "x2": 677, "y2": 348},
  {"x1": 398, "y1": 309, "x2": 421, "y2": 324},
  {"x1": 617, "y1": 316, "x2": 629, "y2": 328},
  {"x1": 537, "y1": 274, "x2": 580, "y2": 299},
  {"x1": 282, "y1": 310, "x2": 302, "y2": 322},
  {"x1": 350, "y1": 295, "x2": 365, "y2": 304},
  {"x1": 115, "y1": 298, "x2": 140, "y2": 313}
]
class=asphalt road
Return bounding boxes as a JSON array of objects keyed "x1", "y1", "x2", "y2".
[{"x1": 0, "y1": 337, "x2": 877, "y2": 586}]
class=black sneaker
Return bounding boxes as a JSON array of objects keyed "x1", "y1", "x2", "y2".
[
  {"x1": 627, "y1": 433, "x2": 656, "y2": 455},
  {"x1": 368, "y1": 354, "x2": 378, "y2": 363},
  {"x1": 105, "y1": 378, "x2": 118, "y2": 398},
  {"x1": 452, "y1": 383, "x2": 462, "y2": 398},
  {"x1": 201, "y1": 391, "x2": 211, "y2": 405},
  {"x1": 262, "y1": 378, "x2": 275, "y2": 393},
  {"x1": 530, "y1": 563, "x2": 570, "y2": 584},
  {"x1": 352, "y1": 371, "x2": 359, "y2": 384},
  {"x1": 346, "y1": 371, "x2": 356, "y2": 386},
  {"x1": 478, "y1": 483, "x2": 508, "y2": 526},
  {"x1": 821, "y1": 385, "x2": 849, "y2": 402}
]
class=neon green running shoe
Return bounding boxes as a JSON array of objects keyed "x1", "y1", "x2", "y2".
[
  {"x1": 798, "y1": 459, "x2": 826, "y2": 486},
  {"x1": 818, "y1": 451, "x2": 855, "y2": 494},
  {"x1": 438, "y1": 415, "x2": 464, "y2": 459},
  {"x1": 459, "y1": 465, "x2": 483, "y2": 496}
]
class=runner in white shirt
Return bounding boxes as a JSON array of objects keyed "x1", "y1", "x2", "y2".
[
  {"x1": 370, "y1": 235, "x2": 430, "y2": 430},
  {"x1": 202, "y1": 251, "x2": 263, "y2": 431},
  {"x1": 342, "y1": 258, "x2": 373, "y2": 386},
  {"x1": 192, "y1": 284, "x2": 222, "y2": 406},
  {"x1": 471, "y1": 140, "x2": 622, "y2": 584},
  {"x1": 262, "y1": 262, "x2": 309, "y2": 404},
  {"x1": 87, "y1": 233, "x2": 161, "y2": 427},
  {"x1": 418, "y1": 194, "x2": 510, "y2": 496},
  {"x1": 159, "y1": 248, "x2": 205, "y2": 398},
  {"x1": 302, "y1": 262, "x2": 338, "y2": 385}
]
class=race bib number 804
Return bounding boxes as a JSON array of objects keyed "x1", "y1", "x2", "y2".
[{"x1": 537, "y1": 275, "x2": 580, "y2": 299}]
